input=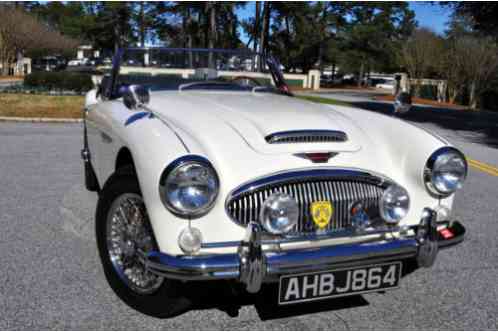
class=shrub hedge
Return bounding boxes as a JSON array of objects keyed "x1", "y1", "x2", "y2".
[
  {"x1": 24, "y1": 71, "x2": 93, "y2": 93},
  {"x1": 411, "y1": 84, "x2": 437, "y2": 101}
]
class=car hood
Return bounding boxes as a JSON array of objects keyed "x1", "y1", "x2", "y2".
[{"x1": 149, "y1": 91, "x2": 363, "y2": 155}]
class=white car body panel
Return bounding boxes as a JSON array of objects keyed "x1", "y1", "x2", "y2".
[{"x1": 86, "y1": 90, "x2": 453, "y2": 256}]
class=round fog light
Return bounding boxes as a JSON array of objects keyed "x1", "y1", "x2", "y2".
[
  {"x1": 178, "y1": 227, "x2": 202, "y2": 254},
  {"x1": 434, "y1": 205, "x2": 451, "y2": 222},
  {"x1": 259, "y1": 192, "x2": 299, "y2": 234},
  {"x1": 380, "y1": 185, "x2": 410, "y2": 224}
]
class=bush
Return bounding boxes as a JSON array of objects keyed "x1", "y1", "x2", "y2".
[
  {"x1": 24, "y1": 71, "x2": 93, "y2": 93},
  {"x1": 411, "y1": 84, "x2": 437, "y2": 100}
]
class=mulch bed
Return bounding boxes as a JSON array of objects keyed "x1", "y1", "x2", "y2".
[{"x1": 374, "y1": 94, "x2": 466, "y2": 109}]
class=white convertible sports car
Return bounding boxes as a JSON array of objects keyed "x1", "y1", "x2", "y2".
[{"x1": 83, "y1": 48, "x2": 467, "y2": 317}]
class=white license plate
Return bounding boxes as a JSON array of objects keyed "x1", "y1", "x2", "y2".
[{"x1": 278, "y1": 262, "x2": 402, "y2": 305}]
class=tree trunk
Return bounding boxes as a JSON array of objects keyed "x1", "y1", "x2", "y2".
[
  {"x1": 114, "y1": 22, "x2": 121, "y2": 54},
  {"x1": 186, "y1": 8, "x2": 193, "y2": 68},
  {"x1": 260, "y1": 2, "x2": 270, "y2": 54},
  {"x1": 203, "y1": 3, "x2": 209, "y2": 48},
  {"x1": 469, "y1": 81, "x2": 478, "y2": 110},
  {"x1": 317, "y1": 6, "x2": 328, "y2": 71},
  {"x1": 317, "y1": 44, "x2": 323, "y2": 71},
  {"x1": 208, "y1": 3, "x2": 216, "y2": 68},
  {"x1": 253, "y1": 2, "x2": 260, "y2": 53},
  {"x1": 358, "y1": 62, "x2": 364, "y2": 87},
  {"x1": 448, "y1": 86, "x2": 458, "y2": 104},
  {"x1": 138, "y1": 2, "x2": 146, "y2": 47},
  {"x1": 259, "y1": 2, "x2": 270, "y2": 72},
  {"x1": 231, "y1": 10, "x2": 237, "y2": 49},
  {"x1": 1, "y1": 60, "x2": 8, "y2": 76},
  {"x1": 209, "y1": 3, "x2": 217, "y2": 47}
]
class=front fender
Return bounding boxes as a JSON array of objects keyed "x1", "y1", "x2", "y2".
[
  {"x1": 330, "y1": 105, "x2": 456, "y2": 223},
  {"x1": 87, "y1": 101, "x2": 202, "y2": 254}
]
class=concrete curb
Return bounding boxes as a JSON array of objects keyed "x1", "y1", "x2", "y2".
[{"x1": 0, "y1": 116, "x2": 82, "y2": 123}]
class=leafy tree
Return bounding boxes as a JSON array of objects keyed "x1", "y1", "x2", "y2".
[
  {"x1": 129, "y1": 2, "x2": 168, "y2": 47},
  {"x1": 91, "y1": 2, "x2": 134, "y2": 53},
  {"x1": 269, "y1": 2, "x2": 348, "y2": 73},
  {"x1": 0, "y1": 5, "x2": 78, "y2": 75},
  {"x1": 339, "y1": 2, "x2": 416, "y2": 86},
  {"x1": 441, "y1": 2, "x2": 498, "y2": 38},
  {"x1": 398, "y1": 28, "x2": 444, "y2": 79},
  {"x1": 443, "y1": 13, "x2": 498, "y2": 109}
]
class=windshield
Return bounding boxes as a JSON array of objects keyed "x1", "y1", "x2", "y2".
[{"x1": 104, "y1": 48, "x2": 289, "y2": 98}]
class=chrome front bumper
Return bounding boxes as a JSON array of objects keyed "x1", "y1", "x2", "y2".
[{"x1": 143, "y1": 208, "x2": 465, "y2": 293}]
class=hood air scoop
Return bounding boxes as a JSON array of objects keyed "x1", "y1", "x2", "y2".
[{"x1": 265, "y1": 130, "x2": 348, "y2": 144}]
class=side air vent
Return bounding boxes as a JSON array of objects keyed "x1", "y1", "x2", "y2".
[{"x1": 265, "y1": 130, "x2": 348, "y2": 144}]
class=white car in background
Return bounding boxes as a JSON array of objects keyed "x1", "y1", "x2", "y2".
[
  {"x1": 376, "y1": 79, "x2": 396, "y2": 90},
  {"x1": 82, "y1": 47, "x2": 467, "y2": 318}
]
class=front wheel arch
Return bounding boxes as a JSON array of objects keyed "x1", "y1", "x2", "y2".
[
  {"x1": 95, "y1": 168, "x2": 191, "y2": 317},
  {"x1": 116, "y1": 146, "x2": 135, "y2": 172}
]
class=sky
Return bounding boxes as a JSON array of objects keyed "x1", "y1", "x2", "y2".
[{"x1": 409, "y1": 2, "x2": 453, "y2": 34}]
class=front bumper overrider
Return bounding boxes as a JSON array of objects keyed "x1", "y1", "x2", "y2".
[{"x1": 142, "y1": 208, "x2": 465, "y2": 293}]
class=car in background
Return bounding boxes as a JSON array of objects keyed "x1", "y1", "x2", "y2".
[
  {"x1": 32, "y1": 56, "x2": 65, "y2": 72},
  {"x1": 375, "y1": 78, "x2": 396, "y2": 90}
]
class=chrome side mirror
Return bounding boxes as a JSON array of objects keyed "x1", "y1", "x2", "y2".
[
  {"x1": 122, "y1": 84, "x2": 150, "y2": 110},
  {"x1": 393, "y1": 92, "x2": 412, "y2": 115}
]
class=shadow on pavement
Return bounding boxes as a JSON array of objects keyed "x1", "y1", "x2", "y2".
[
  {"x1": 171, "y1": 280, "x2": 369, "y2": 320},
  {"x1": 349, "y1": 101, "x2": 498, "y2": 149}
]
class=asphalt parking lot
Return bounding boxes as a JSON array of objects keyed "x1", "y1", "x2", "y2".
[{"x1": 0, "y1": 105, "x2": 497, "y2": 329}]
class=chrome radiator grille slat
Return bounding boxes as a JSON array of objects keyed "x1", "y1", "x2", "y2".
[{"x1": 226, "y1": 177, "x2": 385, "y2": 236}]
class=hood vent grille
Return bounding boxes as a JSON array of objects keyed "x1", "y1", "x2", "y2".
[{"x1": 265, "y1": 130, "x2": 348, "y2": 144}]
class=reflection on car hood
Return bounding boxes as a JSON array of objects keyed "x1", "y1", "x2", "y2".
[{"x1": 148, "y1": 91, "x2": 365, "y2": 155}]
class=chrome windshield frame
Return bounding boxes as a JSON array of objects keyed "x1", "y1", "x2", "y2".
[{"x1": 104, "y1": 47, "x2": 291, "y2": 99}]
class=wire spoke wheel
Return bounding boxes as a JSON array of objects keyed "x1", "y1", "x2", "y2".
[{"x1": 106, "y1": 193, "x2": 164, "y2": 294}]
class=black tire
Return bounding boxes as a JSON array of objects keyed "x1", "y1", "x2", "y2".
[{"x1": 96, "y1": 167, "x2": 191, "y2": 318}]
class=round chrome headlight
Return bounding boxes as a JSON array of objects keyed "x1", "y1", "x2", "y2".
[
  {"x1": 380, "y1": 185, "x2": 410, "y2": 224},
  {"x1": 159, "y1": 156, "x2": 219, "y2": 218},
  {"x1": 259, "y1": 192, "x2": 299, "y2": 234},
  {"x1": 425, "y1": 147, "x2": 467, "y2": 197}
]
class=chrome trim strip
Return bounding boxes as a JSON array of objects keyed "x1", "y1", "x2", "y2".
[
  {"x1": 266, "y1": 130, "x2": 348, "y2": 144},
  {"x1": 201, "y1": 225, "x2": 402, "y2": 249},
  {"x1": 144, "y1": 236, "x2": 418, "y2": 282},
  {"x1": 201, "y1": 241, "x2": 241, "y2": 249},
  {"x1": 145, "y1": 251, "x2": 240, "y2": 280},
  {"x1": 227, "y1": 168, "x2": 391, "y2": 201}
]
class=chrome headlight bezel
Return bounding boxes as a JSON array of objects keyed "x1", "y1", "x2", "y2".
[
  {"x1": 159, "y1": 155, "x2": 219, "y2": 219},
  {"x1": 424, "y1": 147, "x2": 467, "y2": 198}
]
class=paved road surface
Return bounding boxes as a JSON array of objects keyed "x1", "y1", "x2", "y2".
[{"x1": 0, "y1": 101, "x2": 497, "y2": 329}]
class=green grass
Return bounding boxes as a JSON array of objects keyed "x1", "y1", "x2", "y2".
[{"x1": 296, "y1": 95, "x2": 352, "y2": 107}]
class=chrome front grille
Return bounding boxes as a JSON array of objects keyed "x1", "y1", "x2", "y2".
[
  {"x1": 265, "y1": 130, "x2": 348, "y2": 144},
  {"x1": 226, "y1": 169, "x2": 387, "y2": 236}
]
